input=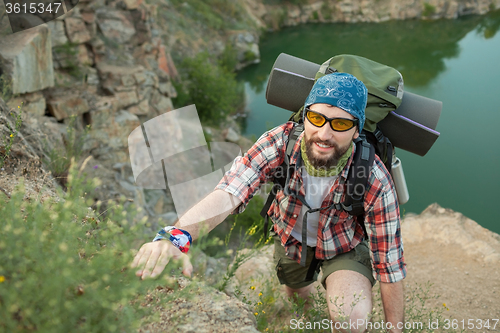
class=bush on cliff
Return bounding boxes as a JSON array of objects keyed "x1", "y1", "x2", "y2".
[
  {"x1": 174, "y1": 51, "x2": 244, "y2": 125},
  {"x1": 0, "y1": 165, "x2": 167, "y2": 332}
]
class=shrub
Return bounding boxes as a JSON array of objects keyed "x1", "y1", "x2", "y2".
[
  {"x1": 43, "y1": 116, "x2": 89, "y2": 188},
  {"x1": 423, "y1": 2, "x2": 437, "y2": 17},
  {"x1": 0, "y1": 165, "x2": 163, "y2": 332},
  {"x1": 0, "y1": 104, "x2": 22, "y2": 169},
  {"x1": 175, "y1": 51, "x2": 243, "y2": 125}
]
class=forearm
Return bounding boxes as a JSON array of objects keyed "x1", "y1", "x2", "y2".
[
  {"x1": 380, "y1": 280, "x2": 404, "y2": 333},
  {"x1": 174, "y1": 189, "x2": 242, "y2": 240}
]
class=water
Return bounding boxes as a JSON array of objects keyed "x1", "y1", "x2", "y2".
[{"x1": 236, "y1": 11, "x2": 500, "y2": 234}]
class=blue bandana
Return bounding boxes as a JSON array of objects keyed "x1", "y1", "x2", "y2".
[{"x1": 304, "y1": 73, "x2": 367, "y2": 131}]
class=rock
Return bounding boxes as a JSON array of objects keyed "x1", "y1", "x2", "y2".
[
  {"x1": 7, "y1": 92, "x2": 46, "y2": 117},
  {"x1": 402, "y1": 203, "x2": 500, "y2": 263},
  {"x1": 64, "y1": 17, "x2": 92, "y2": 44},
  {"x1": 0, "y1": 25, "x2": 54, "y2": 94},
  {"x1": 83, "y1": 67, "x2": 100, "y2": 86},
  {"x1": 156, "y1": 45, "x2": 179, "y2": 80},
  {"x1": 96, "y1": 8, "x2": 136, "y2": 44},
  {"x1": 223, "y1": 127, "x2": 240, "y2": 143},
  {"x1": 158, "y1": 81, "x2": 177, "y2": 98},
  {"x1": 140, "y1": 282, "x2": 259, "y2": 333},
  {"x1": 127, "y1": 99, "x2": 150, "y2": 115},
  {"x1": 97, "y1": 63, "x2": 147, "y2": 94},
  {"x1": 46, "y1": 21, "x2": 68, "y2": 47},
  {"x1": 81, "y1": 11, "x2": 96, "y2": 24},
  {"x1": 114, "y1": 90, "x2": 139, "y2": 110},
  {"x1": 150, "y1": 90, "x2": 173, "y2": 114},
  {"x1": 46, "y1": 90, "x2": 91, "y2": 120},
  {"x1": 123, "y1": 0, "x2": 144, "y2": 10},
  {"x1": 53, "y1": 44, "x2": 93, "y2": 69},
  {"x1": 229, "y1": 32, "x2": 260, "y2": 70},
  {"x1": 88, "y1": 109, "x2": 141, "y2": 162}
]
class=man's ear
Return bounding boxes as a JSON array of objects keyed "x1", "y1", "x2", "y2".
[{"x1": 353, "y1": 128, "x2": 359, "y2": 139}]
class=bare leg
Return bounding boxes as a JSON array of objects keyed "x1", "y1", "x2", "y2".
[
  {"x1": 325, "y1": 270, "x2": 372, "y2": 333},
  {"x1": 284, "y1": 284, "x2": 315, "y2": 301}
]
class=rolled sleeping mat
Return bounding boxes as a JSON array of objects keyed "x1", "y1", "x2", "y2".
[{"x1": 266, "y1": 53, "x2": 442, "y2": 157}]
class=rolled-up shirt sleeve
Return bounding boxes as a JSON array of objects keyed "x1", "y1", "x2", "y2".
[
  {"x1": 215, "y1": 123, "x2": 293, "y2": 214},
  {"x1": 364, "y1": 158, "x2": 407, "y2": 283}
]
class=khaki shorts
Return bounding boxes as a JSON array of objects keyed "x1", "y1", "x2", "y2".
[{"x1": 273, "y1": 235, "x2": 376, "y2": 289}]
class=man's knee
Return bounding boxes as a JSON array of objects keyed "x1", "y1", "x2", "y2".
[
  {"x1": 325, "y1": 270, "x2": 373, "y2": 333},
  {"x1": 284, "y1": 284, "x2": 314, "y2": 300}
]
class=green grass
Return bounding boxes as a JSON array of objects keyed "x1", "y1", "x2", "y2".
[{"x1": 0, "y1": 103, "x2": 22, "y2": 169}]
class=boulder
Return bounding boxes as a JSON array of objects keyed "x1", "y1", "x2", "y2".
[
  {"x1": 7, "y1": 92, "x2": 46, "y2": 117},
  {"x1": 46, "y1": 20, "x2": 69, "y2": 47},
  {"x1": 139, "y1": 281, "x2": 259, "y2": 333},
  {"x1": 158, "y1": 81, "x2": 177, "y2": 98},
  {"x1": 402, "y1": 203, "x2": 500, "y2": 263},
  {"x1": 46, "y1": 91, "x2": 91, "y2": 120},
  {"x1": 88, "y1": 109, "x2": 141, "y2": 162},
  {"x1": 95, "y1": 8, "x2": 136, "y2": 44},
  {"x1": 223, "y1": 127, "x2": 240, "y2": 143},
  {"x1": 64, "y1": 17, "x2": 92, "y2": 44},
  {"x1": 156, "y1": 45, "x2": 179, "y2": 80},
  {"x1": 0, "y1": 25, "x2": 54, "y2": 94},
  {"x1": 229, "y1": 32, "x2": 260, "y2": 70},
  {"x1": 123, "y1": 0, "x2": 144, "y2": 10},
  {"x1": 97, "y1": 63, "x2": 146, "y2": 94},
  {"x1": 127, "y1": 99, "x2": 150, "y2": 115},
  {"x1": 114, "y1": 90, "x2": 139, "y2": 110},
  {"x1": 150, "y1": 90, "x2": 173, "y2": 114}
]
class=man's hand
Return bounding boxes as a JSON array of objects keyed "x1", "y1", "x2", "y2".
[{"x1": 131, "y1": 240, "x2": 193, "y2": 279}]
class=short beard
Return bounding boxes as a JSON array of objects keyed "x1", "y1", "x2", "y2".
[{"x1": 304, "y1": 134, "x2": 352, "y2": 170}]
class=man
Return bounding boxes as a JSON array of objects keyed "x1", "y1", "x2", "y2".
[{"x1": 132, "y1": 73, "x2": 406, "y2": 333}]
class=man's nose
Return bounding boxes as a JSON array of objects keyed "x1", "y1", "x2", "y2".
[{"x1": 317, "y1": 123, "x2": 334, "y2": 141}]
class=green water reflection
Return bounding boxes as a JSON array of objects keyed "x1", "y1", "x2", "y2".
[{"x1": 237, "y1": 10, "x2": 500, "y2": 233}]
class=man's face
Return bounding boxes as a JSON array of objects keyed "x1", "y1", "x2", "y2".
[{"x1": 303, "y1": 103, "x2": 359, "y2": 169}]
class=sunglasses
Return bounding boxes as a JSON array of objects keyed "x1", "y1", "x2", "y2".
[{"x1": 305, "y1": 108, "x2": 359, "y2": 132}]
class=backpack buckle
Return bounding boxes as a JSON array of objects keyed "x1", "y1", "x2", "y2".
[{"x1": 374, "y1": 128, "x2": 385, "y2": 142}]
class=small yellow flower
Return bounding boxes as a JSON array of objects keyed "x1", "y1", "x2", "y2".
[
  {"x1": 258, "y1": 292, "x2": 263, "y2": 296},
  {"x1": 262, "y1": 310, "x2": 265, "y2": 313},
  {"x1": 250, "y1": 286, "x2": 256, "y2": 290},
  {"x1": 442, "y1": 303, "x2": 446, "y2": 307},
  {"x1": 10, "y1": 134, "x2": 13, "y2": 138},
  {"x1": 257, "y1": 302, "x2": 262, "y2": 305},
  {"x1": 254, "y1": 312, "x2": 258, "y2": 316},
  {"x1": 18, "y1": 106, "x2": 20, "y2": 108},
  {"x1": 0, "y1": 276, "x2": 5, "y2": 283}
]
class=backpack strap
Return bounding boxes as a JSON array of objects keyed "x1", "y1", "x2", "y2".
[
  {"x1": 338, "y1": 136, "x2": 375, "y2": 239},
  {"x1": 260, "y1": 124, "x2": 304, "y2": 239},
  {"x1": 363, "y1": 127, "x2": 393, "y2": 174}
]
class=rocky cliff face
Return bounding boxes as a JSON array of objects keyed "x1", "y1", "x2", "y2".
[{"x1": 246, "y1": 0, "x2": 500, "y2": 28}]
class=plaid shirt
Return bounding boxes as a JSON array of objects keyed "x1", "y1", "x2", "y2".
[{"x1": 216, "y1": 122, "x2": 406, "y2": 283}]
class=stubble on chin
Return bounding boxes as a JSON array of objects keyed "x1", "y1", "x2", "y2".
[{"x1": 304, "y1": 136, "x2": 351, "y2": 170}]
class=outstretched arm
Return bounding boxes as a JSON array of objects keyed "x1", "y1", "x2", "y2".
[
  {"x1": 380, "y1": 280, "x2": 404, "y2": 333},
  {"x1": 131, "y1": 189, "x2": 241, "y2": 279}
]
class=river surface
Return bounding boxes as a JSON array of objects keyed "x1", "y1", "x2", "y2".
[{"x1": 236, "y1": 11, "x2": 500, "y2": 234}]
